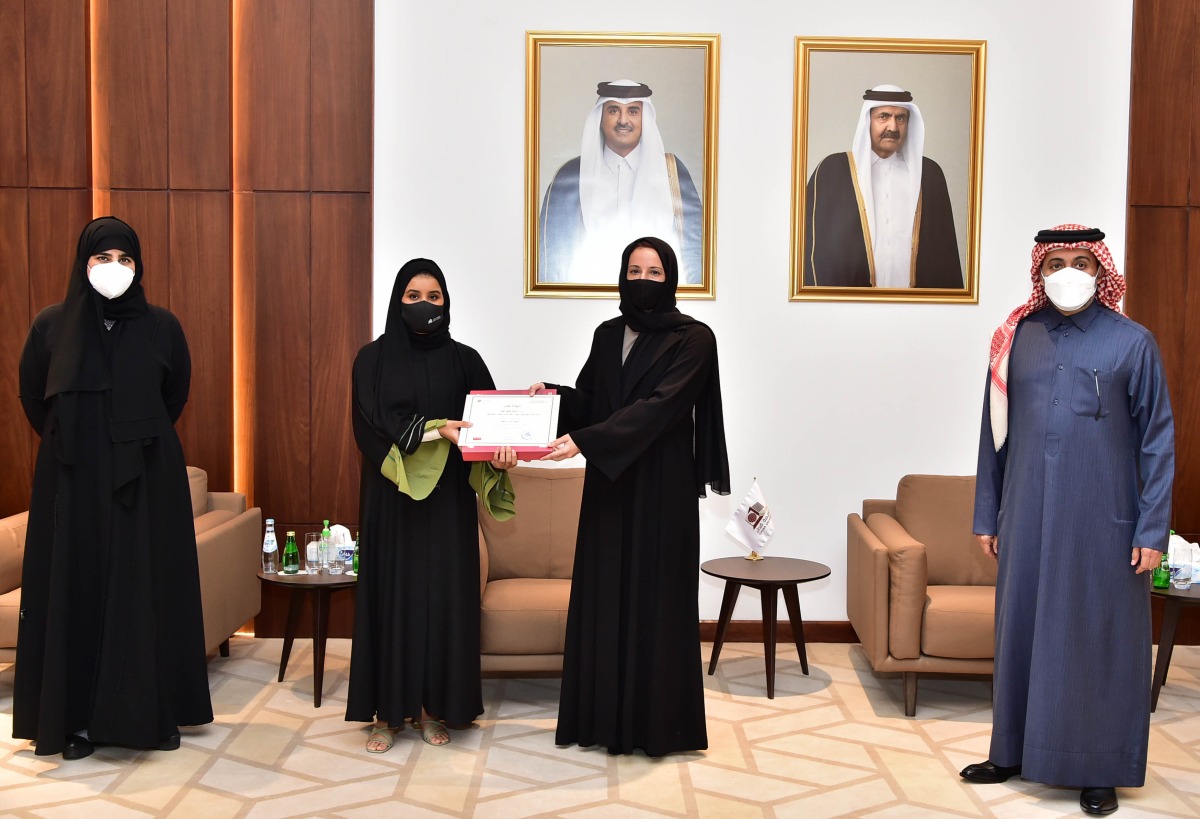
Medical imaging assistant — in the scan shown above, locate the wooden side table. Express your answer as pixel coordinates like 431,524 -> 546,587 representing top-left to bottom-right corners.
258,570 -> 357,707
1150,583 -> 1200,712
701,557 -> 831,698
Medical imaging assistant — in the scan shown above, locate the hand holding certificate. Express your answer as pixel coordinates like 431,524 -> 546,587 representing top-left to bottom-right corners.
458,390 -> 561,461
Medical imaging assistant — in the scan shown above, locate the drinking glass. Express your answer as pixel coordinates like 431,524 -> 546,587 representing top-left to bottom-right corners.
305,532 -> 323,573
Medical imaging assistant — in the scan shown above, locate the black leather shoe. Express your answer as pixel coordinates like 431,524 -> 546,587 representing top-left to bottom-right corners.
960,759 -> 1021,783
1080,787 -> 1118,815
158,733 -> 181,751
62,735 -> 94,760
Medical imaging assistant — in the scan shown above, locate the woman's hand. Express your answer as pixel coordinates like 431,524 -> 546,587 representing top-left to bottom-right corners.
437,420 -> 472,445
490,446 -> 517,470
540,434 -> 579,461
528,382 -> 546,396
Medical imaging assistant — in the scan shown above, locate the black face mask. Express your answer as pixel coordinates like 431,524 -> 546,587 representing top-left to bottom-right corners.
625,279 -> 663,311
401,300 -> 445,334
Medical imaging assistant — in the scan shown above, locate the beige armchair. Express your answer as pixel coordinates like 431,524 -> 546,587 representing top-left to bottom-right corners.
846,474 -> 996,716
0,467 -> 261,663
477,465 -> 584,674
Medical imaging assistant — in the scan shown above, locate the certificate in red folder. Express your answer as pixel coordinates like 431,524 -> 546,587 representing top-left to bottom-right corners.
458,389 -> 560,461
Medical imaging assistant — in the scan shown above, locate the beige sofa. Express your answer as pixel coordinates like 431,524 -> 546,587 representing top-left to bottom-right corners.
846,474 -> 997,715
478,465 -> 584,674
0,466 -> 262,662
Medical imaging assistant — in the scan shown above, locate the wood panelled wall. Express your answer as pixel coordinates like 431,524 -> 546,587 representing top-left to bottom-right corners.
1127,0 -> 1199,539
0,1 -> 372,634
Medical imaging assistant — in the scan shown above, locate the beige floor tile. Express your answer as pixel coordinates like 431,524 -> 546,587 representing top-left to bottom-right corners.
874,747 -> 979,814
691,791 -> 768,818
773,777 -> 896,819
165,788 -> 245,819
403,743 -> 479,813
484,744 -> 601,784
111,747 -> 213,810
472,776 -> 610,818
751,748 -> 876,787
224,711 -> 305,766
569,804 -> 677,818
816,722 -> 935,755
245,777 -> 401,819
740,704 -> 845,742
686,762 -> 815,803
199,758 -> 316,799
757,733 -> 877,769
474,771 -> 542,799
0,774 -> 121,811
700,715 -> 749,769
617,752 -> 687,813
280,743 -> 394,781
30,801 -> 156,818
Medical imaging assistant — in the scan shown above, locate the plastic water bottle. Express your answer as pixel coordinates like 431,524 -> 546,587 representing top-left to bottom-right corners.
319,519 -> 333,571
262,518 -> 279,574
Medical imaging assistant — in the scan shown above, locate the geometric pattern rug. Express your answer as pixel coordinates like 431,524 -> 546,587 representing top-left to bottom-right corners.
1,638 -> 1198,817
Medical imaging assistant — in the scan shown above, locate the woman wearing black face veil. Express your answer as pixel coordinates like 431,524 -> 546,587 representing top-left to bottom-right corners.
15,217 -> 213,759
532,236 -> 730,757
347,259 -> 515,752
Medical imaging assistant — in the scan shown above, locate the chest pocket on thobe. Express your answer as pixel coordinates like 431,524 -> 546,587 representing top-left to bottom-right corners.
1070,366 -> 1114,419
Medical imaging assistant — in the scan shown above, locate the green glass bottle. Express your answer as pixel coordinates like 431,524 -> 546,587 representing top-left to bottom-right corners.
352,531 -> 360,574
282,530 -> 300,574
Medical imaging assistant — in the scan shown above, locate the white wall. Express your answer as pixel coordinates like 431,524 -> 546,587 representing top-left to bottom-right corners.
375,1 -> 1135,622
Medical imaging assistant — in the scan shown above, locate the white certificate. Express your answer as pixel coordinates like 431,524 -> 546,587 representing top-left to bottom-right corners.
459,391 -> 561,458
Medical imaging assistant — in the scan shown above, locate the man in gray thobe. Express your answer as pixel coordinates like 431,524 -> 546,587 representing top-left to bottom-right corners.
963,225 -> 1175,816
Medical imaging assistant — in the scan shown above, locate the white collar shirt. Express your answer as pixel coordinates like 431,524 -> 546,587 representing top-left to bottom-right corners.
870,152 -> 914,288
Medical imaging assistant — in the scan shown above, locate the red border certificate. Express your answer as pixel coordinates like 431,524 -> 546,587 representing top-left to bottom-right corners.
458,389 -> 560,461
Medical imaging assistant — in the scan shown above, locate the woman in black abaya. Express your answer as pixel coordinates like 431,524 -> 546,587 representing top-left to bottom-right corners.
347,259 -> 514,752
534,236 -> 730,757
15,216 -> 213,760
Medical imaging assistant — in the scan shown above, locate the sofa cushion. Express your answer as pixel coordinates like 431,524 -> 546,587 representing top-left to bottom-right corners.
479,466 -> 583,581
0,512 -> 28,596
188,467 -> 208,519
194,509 -> 239,536
0,587 -> 20,648
921,585 -> 995,659
895,475 -> 996,587
480,578 -> 570,655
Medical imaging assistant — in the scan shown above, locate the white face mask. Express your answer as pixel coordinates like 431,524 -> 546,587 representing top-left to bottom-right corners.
1042,266 -> 1097,312
87,261 -> 136,300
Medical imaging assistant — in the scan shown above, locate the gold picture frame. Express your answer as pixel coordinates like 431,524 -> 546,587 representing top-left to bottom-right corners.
790,37 -> 986,303
525,31 -> 720,299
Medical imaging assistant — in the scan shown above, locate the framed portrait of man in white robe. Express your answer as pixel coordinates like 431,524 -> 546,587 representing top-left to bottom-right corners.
790,37 -> 986,303
525,32 -> 720,299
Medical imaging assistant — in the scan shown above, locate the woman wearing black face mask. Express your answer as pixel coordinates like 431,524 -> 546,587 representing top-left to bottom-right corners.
347,259 -> 515,752
531,237 -> 730,757
15,216 -> 213,760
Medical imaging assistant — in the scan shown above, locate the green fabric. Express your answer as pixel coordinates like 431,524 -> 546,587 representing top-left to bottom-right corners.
470,462 -> 516,521
380,419 -> 450,500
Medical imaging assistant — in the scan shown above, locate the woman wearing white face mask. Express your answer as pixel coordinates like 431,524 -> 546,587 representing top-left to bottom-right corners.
15,216 -> 212,760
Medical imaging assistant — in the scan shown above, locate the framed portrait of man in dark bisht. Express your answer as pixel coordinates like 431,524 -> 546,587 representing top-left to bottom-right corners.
790,37 -> 986,303
525,32 -> 720,299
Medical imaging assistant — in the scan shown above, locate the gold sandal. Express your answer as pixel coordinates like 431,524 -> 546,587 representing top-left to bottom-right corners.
414,719 -> 449,746
366,725 -> 397,754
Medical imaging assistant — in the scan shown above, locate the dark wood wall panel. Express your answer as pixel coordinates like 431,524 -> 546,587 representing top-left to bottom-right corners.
312,0 -> 372,192
252,194 -> 312,523
24,0 -> 89,188
170,191 -> 234,489
27,190 -> 91,312
101,190 -> 170,304
1128,0 -> 1194,205
0,2 -> 28,186
236,0 -> 311,192
1127,0 -> 1200,543
0,190 -> 32,517
311,194 -> 371,525
93,0 -> 168,189
168,0 -> 231,190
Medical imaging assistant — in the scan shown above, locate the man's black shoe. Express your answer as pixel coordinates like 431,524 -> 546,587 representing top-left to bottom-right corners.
959,760 -> 1021,783
1080,787 -> 1118,815
62,735 -> 94,760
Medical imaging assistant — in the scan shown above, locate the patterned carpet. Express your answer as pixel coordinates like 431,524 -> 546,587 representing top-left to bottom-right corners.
1,637 -> 1198,817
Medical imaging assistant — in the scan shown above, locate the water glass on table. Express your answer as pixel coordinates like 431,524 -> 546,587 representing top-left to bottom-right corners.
305,532 -> 323,574
1170,561 -> 1193,590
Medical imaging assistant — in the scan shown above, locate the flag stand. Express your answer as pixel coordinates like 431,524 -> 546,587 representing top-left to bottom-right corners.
744,550 -> 764,561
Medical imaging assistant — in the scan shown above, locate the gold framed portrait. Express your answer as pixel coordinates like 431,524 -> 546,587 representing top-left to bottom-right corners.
525,31 -> 720,299
790,37 -> 986,303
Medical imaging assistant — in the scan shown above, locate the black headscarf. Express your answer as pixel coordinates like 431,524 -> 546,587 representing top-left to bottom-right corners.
45,216 -> 149,400
368,259 -> 457,446
617,237 -> 696,333
616,236 -> 730,497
